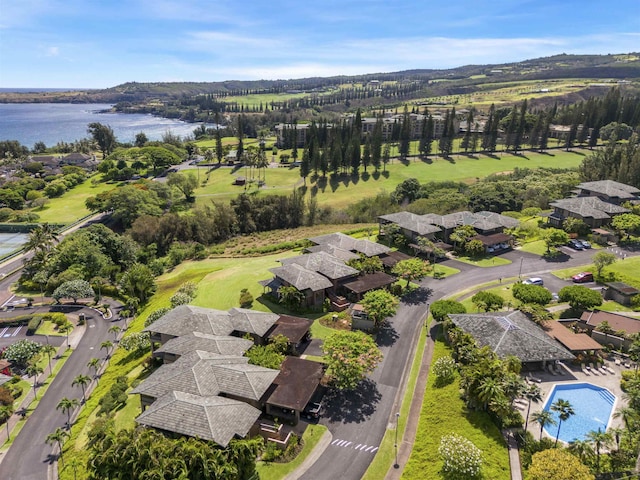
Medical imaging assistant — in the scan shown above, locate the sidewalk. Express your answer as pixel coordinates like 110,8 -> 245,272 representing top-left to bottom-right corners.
0,321 -> 86,453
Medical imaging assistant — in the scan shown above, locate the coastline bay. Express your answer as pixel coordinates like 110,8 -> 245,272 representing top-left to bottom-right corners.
0,103 -> 205,148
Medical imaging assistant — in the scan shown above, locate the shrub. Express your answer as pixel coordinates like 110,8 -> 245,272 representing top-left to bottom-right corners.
2,339 -> 42,368
438,433 -> 482,479
26,316 -> 43,335
433,356 -> 456,387
430,300 -> 466,322
170,291 -> 192,307
239,288 -> 254,308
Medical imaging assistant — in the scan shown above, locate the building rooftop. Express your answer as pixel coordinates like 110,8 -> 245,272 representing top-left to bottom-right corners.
580,310 -> 640,335
448,311 -> 575,363
280,252 -> 359,280
577,180 -> 640,200
269,263 -> 333,292
228,308 -> 280,337
550,196 -> 629,220
341,272 -> 397,295
267,315 -> 313,345
267,357 -> 324,411
135,391 -> 261,447
544,321 -> 603,352
144,305 -> 234,338
153,332 -> 253,358
378,211 -> 442,236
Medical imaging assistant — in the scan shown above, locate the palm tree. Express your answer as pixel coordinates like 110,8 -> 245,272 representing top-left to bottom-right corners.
46,427 -> 69,465
568,439 -> 595,465
0,404 -> 14,439
87,357 -> 101,381
59,322 -> 72,349
56,397 -> 79,428
614,405 -> 639,430
41,344 -> 57,375
24,223 -> 58,255
530,410 -> 557,441
551,399 -> 575,447
72,374 -> 91,403
108,325 -> 121,342
100,340 -> 113,358
476,377 -> 504,411
586,428 -> 613,473
26,363 -> 43,398
523,384 -> 542,432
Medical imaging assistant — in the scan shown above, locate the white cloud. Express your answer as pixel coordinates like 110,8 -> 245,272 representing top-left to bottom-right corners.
46,46 -> 60,57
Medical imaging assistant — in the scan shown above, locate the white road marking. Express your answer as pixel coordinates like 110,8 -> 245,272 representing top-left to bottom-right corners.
330,439 -> 378,453
12,326 -> 22,336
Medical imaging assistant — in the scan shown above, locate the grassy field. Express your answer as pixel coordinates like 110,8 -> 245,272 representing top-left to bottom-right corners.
401,339 -> 510,479
453,255 -> 511,268
459,283 -> 517,312
552,255 -> 640,290
192,149 -> 587,209
30,177 -> 114,225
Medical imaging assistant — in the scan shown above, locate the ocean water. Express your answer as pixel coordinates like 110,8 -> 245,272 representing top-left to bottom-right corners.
0,103 -> 209,148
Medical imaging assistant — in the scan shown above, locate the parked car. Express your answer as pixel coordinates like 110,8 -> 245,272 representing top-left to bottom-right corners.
572,272 -> 594,283
568,239 -> 584,250
579,240 -> 592,249
302,401 -> 322,419
523,277 -> 544,286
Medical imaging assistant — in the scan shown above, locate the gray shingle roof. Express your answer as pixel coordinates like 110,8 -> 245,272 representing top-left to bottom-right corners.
379,211 -> 442,236
305,244 -> 360,261
308,232 -> 391,257
135,391 -> 261,447
154,333 -> 253,358
269,263 -> 333,292
131,350 -> 279,402
281,252 -> 359,280
143,305 -> 234,337
448,311 -> 575,363
550,196 -> 629,220
577,180 -> 640,199
228,308 -> 280,337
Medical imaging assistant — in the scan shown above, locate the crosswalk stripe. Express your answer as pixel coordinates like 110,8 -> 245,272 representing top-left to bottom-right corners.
330,439 -> 378,453
0,327 -> 8,336
370,447 -> 378,453
12,326 -> 22,336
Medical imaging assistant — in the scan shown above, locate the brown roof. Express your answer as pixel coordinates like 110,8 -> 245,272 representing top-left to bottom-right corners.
606,282 -> 640,296
267,315 -> 312,344
267,357 -> 324,411
471,232 -> 512,246
581,310 -> 640,335
544,321 -> 603,352
341,272 -> 396,294
379,251 -> 413,268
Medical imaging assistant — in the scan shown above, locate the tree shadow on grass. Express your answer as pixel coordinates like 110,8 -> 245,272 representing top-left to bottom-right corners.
322,378 -> 381,424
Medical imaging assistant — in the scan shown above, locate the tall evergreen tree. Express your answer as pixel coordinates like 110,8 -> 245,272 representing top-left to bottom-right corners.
371,117 -> 383,170
362,136 -> 371,172
399,106 -> 411,159
300,150 -> 310,185
514,99 -> 527,152
461,110 -> 473,152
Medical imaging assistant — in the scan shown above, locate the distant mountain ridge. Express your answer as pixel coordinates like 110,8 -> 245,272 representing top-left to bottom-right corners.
1,52 -> 639,104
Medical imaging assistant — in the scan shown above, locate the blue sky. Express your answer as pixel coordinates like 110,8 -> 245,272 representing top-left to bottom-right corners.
1,0 -> 639,88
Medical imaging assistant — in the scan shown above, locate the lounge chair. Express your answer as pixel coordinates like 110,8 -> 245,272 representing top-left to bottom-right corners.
604,364 -> 616,374
598,365 -> 608,375
528,375 -> 542,383
581,364 -> 591,376
547,364 -> 557,376
590,363 -> 601,375
624,361 -> 632,368
614,358 -> 621,366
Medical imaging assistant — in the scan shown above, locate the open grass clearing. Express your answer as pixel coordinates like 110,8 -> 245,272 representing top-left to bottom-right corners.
459,284 -> 518,312
193,149 -> 587,209
401,339 -> 510,480
517,240 -> 548,256
428,264 -> 460,278
552,255 -> 640,289
598,301 -> 634,313
452,255 -> 511,268
256,424 -> 328,480
29,177 -> 114,225
35,320 -> 67,336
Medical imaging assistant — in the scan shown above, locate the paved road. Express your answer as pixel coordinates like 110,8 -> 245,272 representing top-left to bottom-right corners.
301,245 -> 634,480
0,306 -> 123,480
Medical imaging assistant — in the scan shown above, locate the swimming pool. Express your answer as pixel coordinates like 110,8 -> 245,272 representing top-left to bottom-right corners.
542,382 -> 616,443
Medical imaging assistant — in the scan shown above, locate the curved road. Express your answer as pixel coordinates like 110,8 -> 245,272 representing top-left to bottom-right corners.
0,304 -> 121,480
301,246 -> 633,480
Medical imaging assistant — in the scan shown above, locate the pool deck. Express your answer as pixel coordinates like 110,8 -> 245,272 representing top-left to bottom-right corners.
520,359 -> 627,441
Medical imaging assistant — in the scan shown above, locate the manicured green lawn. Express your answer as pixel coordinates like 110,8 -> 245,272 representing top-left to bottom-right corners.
192,149 -> 587,209
256,424 -> 328,480
30,177 -> 114,225
453,255 -> 511,268
552,256 -> 640,289
459,284 -> 517,312
518,240 -> 548,256
401,341 -> 510,480
428,264 -> 460,278
35,320 -> 66,336
598,301 -> 634,313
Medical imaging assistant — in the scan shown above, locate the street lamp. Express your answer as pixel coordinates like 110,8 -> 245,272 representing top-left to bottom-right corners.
518,257 -> 524,279
394,412 -> 400,469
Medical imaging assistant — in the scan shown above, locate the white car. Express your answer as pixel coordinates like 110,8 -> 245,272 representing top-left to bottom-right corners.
523,277 -> 544,286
